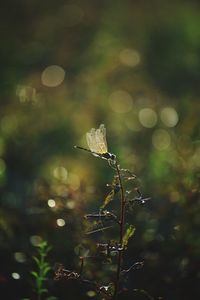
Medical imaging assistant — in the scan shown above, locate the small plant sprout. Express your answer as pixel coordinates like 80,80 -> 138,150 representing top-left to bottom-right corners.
31,240 -> 57,300
57,124 -> 151,300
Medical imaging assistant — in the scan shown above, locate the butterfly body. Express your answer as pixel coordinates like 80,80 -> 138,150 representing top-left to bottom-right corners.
74,145 -> 115,161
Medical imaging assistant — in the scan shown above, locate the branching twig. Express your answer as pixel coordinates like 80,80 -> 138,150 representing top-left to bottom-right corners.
113,160 -> 126,300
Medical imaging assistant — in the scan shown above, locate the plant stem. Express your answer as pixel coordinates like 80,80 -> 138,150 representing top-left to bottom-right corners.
38,254 -> 44,300
113,161 -> 126,300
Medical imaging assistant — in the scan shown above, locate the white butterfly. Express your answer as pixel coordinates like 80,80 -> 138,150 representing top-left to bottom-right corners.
75,124 -> 116,161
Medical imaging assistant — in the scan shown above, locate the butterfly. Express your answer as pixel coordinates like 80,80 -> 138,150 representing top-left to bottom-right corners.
75,124 -> 116,161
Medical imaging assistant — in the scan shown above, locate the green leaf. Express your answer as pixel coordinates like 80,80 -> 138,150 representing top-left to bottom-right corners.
101,190 -> 115,209
122,225 -> 135,248
32,256 -> 40,266
46,245 -> 52,253
47,297 -> 58,300
42,266 -> 51,276
38,240 -> 48,249
37,276 -> 45,282
41,262 -> 49,269
31,271 -> 38,278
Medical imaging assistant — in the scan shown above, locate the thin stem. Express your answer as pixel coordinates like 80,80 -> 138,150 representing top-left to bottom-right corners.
113,160 -> 126,300
38,253 -> 44,300
79,256 -> 84,276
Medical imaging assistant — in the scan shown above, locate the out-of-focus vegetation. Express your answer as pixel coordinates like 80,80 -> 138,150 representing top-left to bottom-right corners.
0,0 -> 200,299
30,240 -> 57,300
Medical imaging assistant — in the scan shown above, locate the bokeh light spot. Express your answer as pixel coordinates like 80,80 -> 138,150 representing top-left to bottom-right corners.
174,225 -> 180,231
87,290 -> 96,297
48,199 -> 56,208
14,252 -> 26,263
16,85 -> 37,103
53,166 -> 68,181
138,108 -> 157,128
160,107 -> 179,127
179,258 -> 189,271
12,272 -> 20,280
119,48 -> 140,67
30,235 -> 42,246
56,218 -> 66,227
41,65 -> 65,87
152,129 -> 171,150
66,200 -> 75,209
109,90 -> 133,113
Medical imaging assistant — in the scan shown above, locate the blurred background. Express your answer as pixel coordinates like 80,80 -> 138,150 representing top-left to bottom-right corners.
0,0 -> 200,299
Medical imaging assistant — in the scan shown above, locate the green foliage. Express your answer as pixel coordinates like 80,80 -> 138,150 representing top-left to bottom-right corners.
101,176 -> 120,209
31,240 -> 56,300
101,190 -> 115,209
122,225 -> 135,248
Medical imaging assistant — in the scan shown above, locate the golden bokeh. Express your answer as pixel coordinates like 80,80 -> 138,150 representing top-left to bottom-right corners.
41,65 -> 65,87
53,166 -> 68,181
109,90 -> 133,113
56,218 -> 66,227
160,107 -> 179,127
138,108 -> 157,128
152,129 -> 171,150
119,48 -> 141,67
48,199 -> 56,208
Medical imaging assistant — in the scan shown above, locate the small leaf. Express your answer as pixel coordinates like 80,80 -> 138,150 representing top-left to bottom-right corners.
32,256 -> 40,266
122,225 -> 135,248
40,240 -> 48,248
101,190 -> 115,209
112,176 -> 120,193
41,262 -> 49,269
42,266 -> 51,276
46,245 -> 52,253
31,271 -> 38,278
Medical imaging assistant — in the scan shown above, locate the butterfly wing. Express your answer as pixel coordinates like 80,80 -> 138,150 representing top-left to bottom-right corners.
86,128 -> 99,153
95,124 -> 108,154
